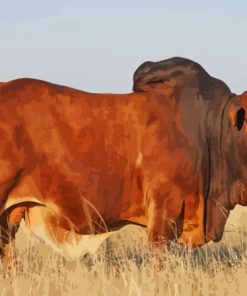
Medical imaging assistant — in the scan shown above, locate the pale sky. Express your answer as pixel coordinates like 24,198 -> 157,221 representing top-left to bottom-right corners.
0,0 -> 247,93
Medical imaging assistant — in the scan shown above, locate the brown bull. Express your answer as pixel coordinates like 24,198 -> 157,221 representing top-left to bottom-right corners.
0,57 -> 246,258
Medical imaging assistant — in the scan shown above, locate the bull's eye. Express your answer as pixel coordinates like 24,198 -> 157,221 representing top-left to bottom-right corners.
236,108 -> 245,131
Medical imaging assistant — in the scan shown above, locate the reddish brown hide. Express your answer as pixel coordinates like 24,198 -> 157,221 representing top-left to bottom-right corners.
0,57 -> 246,257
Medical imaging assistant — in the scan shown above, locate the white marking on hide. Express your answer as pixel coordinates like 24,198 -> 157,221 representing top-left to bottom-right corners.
147,199 -> 156,231
135,153 -> 143,168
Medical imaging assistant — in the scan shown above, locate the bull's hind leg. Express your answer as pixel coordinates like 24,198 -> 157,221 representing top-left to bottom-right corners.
0,204 -> 29,269
0,206 -> 27,255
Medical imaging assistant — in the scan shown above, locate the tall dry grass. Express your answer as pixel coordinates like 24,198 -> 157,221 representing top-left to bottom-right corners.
1,205 -> 247,296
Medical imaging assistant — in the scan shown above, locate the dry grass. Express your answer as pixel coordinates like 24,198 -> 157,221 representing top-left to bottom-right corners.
1,205 -> 247,296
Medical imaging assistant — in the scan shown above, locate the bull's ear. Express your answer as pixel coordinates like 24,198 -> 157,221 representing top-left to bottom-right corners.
236,108 -> 245,131
229,103 -> 246,131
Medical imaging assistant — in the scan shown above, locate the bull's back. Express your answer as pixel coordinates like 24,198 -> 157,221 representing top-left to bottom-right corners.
0,78 -> 140,159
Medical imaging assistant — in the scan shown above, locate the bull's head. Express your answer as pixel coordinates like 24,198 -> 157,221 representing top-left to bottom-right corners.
205,91 -> 247,243
227,91 -> 247,206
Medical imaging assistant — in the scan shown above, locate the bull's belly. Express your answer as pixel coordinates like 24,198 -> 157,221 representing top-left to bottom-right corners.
5,200 -> 147,259
24,206 -> 114,259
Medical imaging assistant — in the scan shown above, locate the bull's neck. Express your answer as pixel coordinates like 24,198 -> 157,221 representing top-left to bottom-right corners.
206,94 -> 235,203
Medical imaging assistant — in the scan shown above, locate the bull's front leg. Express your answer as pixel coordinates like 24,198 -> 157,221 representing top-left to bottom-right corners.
146,174 -> 205,248
178,175 -> 205,247
178,193 -> 205,247
146,181 -> 185,246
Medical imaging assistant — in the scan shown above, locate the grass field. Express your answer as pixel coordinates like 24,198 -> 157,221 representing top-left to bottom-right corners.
1,205 -> 247,296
